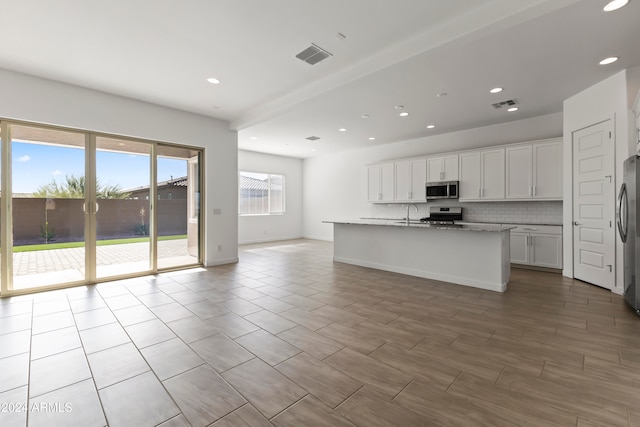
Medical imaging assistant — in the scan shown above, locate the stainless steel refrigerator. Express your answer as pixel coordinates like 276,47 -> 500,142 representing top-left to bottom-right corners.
618,155 -> 640,315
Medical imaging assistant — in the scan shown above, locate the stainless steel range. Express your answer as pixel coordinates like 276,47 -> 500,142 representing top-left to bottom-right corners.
420,207 -> 462,225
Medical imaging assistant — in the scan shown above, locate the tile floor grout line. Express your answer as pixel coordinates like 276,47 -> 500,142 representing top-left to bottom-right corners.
334,384 -> 366,411
24,298 -> 35,427
391,377 -> 416,401
267,393 -> 310,422
68,295 -> 112,427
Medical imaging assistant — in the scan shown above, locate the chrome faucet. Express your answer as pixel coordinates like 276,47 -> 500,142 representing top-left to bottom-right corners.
406,203 -> 418,225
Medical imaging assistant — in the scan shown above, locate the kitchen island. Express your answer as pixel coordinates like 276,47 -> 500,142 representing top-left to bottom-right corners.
324,219 -> 514,292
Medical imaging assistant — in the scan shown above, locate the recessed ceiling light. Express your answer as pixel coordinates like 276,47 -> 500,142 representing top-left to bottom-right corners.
603,0 -> 629,12
399,112 -> 409,117
368,137 -> 376,141
436,92 -> 448,97
361,114 -> 370,119
599,56 -> 619,65
490,87 -> 503,94
206,77 -> 221,84
338,128 -> 347,132
250,137 -> 257,140
427,125 -> 436,129
507,107 -> 519,112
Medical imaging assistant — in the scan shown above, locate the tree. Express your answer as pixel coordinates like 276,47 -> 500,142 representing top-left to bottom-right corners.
34,174 -> 131,199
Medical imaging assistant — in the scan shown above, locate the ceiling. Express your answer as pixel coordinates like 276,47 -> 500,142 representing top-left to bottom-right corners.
1,0 -> 639,158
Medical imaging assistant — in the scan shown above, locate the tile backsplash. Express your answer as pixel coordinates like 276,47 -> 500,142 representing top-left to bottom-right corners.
369,200 -> 563,225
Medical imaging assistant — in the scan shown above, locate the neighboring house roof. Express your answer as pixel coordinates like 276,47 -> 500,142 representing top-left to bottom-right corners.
239,175 -> 282,191
165,177 -> 187,187
126,176 -> 188,193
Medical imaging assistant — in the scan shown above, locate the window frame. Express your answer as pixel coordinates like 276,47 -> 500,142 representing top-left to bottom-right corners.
238,171 -> 285,216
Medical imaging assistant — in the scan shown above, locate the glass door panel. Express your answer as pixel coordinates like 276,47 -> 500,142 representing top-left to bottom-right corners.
10,125 -> 86,290
156,145 -> 201,269
95,136 -> 151,279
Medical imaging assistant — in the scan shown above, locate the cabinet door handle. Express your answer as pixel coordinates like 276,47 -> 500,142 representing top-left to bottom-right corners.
478,189 -> 481,197
523,228 -> 537,231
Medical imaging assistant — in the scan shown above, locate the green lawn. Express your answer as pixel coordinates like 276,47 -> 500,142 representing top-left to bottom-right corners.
12,235 -> 187,253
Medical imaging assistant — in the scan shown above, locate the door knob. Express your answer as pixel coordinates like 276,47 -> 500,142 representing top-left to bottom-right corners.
573,221 -> 581,226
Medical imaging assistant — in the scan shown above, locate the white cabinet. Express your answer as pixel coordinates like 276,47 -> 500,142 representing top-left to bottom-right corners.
395,157 -> 426,202
506,140 -> 562,200
427,154 -> 458,182
367,162 -> 394,203
459,148 -> 505,201
533,140 -> 562,199
509,224 -> 563,269
505,145 -> 532,199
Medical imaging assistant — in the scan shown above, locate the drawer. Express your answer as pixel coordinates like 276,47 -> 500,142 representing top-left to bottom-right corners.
505,224 -> 562,235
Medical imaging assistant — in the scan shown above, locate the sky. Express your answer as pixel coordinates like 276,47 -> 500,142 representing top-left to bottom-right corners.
11,141 -> 188,194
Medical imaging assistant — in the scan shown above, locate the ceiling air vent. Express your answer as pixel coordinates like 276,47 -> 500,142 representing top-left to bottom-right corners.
306,136 -> 321,141
296,44 -> 332,65
492,99 -> 518,109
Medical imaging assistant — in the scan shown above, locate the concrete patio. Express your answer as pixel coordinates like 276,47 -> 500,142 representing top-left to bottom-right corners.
11,239 -> 198,290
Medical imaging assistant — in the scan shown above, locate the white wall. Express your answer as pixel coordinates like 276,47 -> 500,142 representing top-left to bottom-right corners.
238,150 -> 302,244
562,67 -> 640,294
0,68 -> 238,266
303,112 -> 563,241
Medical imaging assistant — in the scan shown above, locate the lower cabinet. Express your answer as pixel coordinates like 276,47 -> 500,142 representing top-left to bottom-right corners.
508,224 -> 562,269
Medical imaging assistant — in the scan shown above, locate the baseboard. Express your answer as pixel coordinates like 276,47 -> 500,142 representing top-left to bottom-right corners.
205,257 -> 239,267
238,236 -> 302,245
512,264 -> 562,274
302,234 -> 333,242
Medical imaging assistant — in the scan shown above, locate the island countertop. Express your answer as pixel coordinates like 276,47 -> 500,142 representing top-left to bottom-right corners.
323,219 -> 515,232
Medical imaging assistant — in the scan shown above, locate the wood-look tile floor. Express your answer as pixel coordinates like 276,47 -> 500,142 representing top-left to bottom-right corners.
1,238 -> 640,426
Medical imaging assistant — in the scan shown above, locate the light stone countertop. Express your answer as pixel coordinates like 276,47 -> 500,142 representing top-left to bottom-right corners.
323,219 -> 515,232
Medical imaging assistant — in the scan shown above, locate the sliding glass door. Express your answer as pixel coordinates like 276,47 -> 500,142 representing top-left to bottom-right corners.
10,125 -> 87,290
156,145 -> 201,269
0,121 -> 202,295
95,136 -> 152,279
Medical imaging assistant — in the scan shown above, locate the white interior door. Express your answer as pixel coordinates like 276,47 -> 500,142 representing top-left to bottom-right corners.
572,120 -> 615,289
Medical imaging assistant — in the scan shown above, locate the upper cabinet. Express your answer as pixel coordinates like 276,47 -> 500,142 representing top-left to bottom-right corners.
427,154 -> 458,182
506,139 -> 562,200
395,157 -> 427,203
367,162 -> 394,203
367,138 -> 562,203
459,148 -> 505,201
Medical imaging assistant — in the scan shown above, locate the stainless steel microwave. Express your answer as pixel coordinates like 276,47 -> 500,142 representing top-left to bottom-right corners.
426,181 -> 459,200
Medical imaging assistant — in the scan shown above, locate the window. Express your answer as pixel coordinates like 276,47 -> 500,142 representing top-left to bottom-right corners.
239,171 -> 285,215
